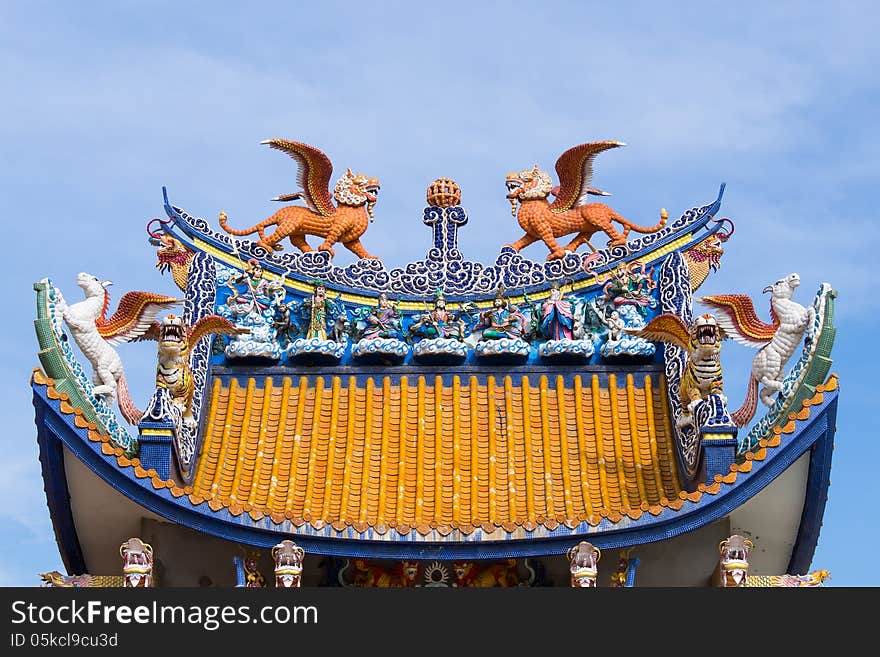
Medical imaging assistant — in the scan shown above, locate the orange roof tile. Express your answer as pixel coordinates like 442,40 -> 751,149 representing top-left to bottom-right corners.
191,372 -> 682,535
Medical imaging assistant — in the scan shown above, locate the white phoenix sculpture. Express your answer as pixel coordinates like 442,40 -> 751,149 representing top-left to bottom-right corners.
698,273 -> 815,427
55,272 -> 179,424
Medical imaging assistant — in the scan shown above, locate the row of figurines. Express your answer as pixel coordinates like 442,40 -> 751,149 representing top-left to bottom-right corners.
39,534 -> 828,588
217,277 -> 658,363
40,537 -> 305,589
235,540 -> 611,587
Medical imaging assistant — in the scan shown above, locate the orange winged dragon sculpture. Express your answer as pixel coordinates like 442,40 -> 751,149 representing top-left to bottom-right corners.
219,139 -> 381,259
504,141 -> 668,260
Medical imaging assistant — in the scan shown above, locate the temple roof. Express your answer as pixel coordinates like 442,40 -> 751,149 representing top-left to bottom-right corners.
192,369 -> 680,536
30,174 -> 840,564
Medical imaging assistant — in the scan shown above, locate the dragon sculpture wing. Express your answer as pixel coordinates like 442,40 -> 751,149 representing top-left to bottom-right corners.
625,313 -> 691,351
549,141 -> 625,213
187,315 -> 247,346
135,321 -> 162,342
261,138 -> 337,216
96,292 -> 180,345
697,295 -> 779,348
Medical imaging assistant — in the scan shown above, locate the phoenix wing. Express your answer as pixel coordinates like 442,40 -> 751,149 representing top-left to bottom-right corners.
625,313 -> 691,351
96,292 -> 181,345
187,315 -> 248,347
261,138 -> 336,216
697,294 -> 778,348
549,141 -> 625,213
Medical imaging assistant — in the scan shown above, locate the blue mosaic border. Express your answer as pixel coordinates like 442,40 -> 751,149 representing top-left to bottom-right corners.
162,185 -> 725,300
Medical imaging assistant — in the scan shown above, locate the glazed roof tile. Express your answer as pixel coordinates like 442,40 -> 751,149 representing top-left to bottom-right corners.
192,372 -> 683,535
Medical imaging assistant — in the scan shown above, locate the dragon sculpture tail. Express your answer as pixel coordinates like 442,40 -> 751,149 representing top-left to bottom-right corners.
617,208 -> 668,239
116,373 -> 143,425
731,375 -> 758,428
218,211 -> 274,239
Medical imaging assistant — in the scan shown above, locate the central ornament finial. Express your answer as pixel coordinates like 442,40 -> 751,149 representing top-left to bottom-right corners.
423,178 -> 467,264
427,178 -> 462,208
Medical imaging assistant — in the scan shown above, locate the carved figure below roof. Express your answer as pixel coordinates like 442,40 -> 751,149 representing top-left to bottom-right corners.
39,571 -> 124,587
344,560 -> 419,588
273,540 -> 304,588
716,535 -> 829,587
451,560 -> 520,587
568,541 -> 601,588
121,537 -> 154,588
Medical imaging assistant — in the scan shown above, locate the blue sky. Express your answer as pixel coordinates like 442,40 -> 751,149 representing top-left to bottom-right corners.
0,1 -> 876,585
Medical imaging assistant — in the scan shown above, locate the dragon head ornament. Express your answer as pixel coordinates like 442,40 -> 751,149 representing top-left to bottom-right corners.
333,168 -> 381,221
505,165 -> 554,214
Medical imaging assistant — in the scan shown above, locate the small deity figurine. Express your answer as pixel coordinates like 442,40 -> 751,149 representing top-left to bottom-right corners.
541,282 -> 576,340
226,258 -> 272,314
268,283 -> 299,347
475,289 -> 525,340
598,261 -> 657,316
604,308 -> 626,342
360,292 -> 403,340
592,299 -> 656,359
409,289 -> 467,341
300,279 -> 340,341
218,262 -> 284,361
288,280 -> 348,361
